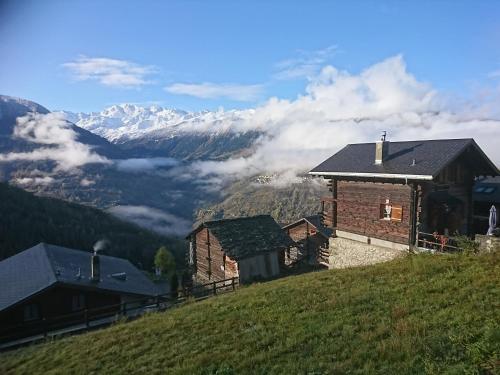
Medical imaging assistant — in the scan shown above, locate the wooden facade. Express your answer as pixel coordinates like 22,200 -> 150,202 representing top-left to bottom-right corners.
321,156 -> 479,247
188,216 -> 289,284
334,181 -> 412,244
193,227 -> 239,281
1,285 -> 124,327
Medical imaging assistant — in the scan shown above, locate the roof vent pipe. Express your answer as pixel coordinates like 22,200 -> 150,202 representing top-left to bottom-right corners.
375,131 -> 389,165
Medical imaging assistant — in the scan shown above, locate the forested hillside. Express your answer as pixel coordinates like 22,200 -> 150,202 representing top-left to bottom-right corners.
0,183 -> 186,269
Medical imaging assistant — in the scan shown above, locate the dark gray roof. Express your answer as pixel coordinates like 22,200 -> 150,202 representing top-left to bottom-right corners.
0,243 -> 160,312
310,138 -> 499,179
474,176 -> 500,204
192,215 -> 293,261
282,215 -> 333,238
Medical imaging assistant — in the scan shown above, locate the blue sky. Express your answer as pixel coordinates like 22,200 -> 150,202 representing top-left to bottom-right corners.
1,0 -> 499,113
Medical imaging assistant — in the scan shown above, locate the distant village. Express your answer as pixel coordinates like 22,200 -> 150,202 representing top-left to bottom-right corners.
1,135 -> 499,350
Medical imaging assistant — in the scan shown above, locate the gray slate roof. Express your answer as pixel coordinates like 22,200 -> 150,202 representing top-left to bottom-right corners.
0,243 -> 160,312
310,138 -> 498,179
193,215 -> 294,261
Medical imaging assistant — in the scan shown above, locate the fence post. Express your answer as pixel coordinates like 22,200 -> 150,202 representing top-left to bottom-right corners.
213,281 -> 217,295
84,309 -> 89,328
232,278 -> 235,291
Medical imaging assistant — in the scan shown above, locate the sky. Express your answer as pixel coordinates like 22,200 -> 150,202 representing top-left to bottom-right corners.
1,0 -> 500,113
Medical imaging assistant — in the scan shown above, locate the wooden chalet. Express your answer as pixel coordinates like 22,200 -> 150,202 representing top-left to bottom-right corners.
187,215 -> 293,284
309,136 -> 499,267
282,215 -> 332,266
0,243 -> 160,338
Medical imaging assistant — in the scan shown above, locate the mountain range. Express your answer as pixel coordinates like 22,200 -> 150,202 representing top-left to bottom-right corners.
58,104 -> 261,160
0,95 -> 325,242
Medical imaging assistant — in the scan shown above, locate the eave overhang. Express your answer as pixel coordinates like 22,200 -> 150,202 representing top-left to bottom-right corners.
308,171 -> 434,180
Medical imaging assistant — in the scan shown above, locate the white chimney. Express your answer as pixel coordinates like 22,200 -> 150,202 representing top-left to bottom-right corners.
375,131 -> 389,165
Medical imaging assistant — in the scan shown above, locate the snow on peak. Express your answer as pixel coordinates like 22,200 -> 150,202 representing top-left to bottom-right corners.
57,104 -> 252,142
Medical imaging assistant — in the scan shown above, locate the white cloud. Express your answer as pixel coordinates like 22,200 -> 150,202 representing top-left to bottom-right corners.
107,205 -> 191,236
115,157 -> 179,172
80,178 -> 95,186
0,112 -> 110,170
63,56 -> 157,88
274,45 -> 338,80
164,82 -> 264,101
14,176 -> 55,185
170,55 -> 500,190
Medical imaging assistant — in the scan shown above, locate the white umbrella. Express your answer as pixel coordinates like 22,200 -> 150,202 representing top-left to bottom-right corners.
487,205 -> 497,235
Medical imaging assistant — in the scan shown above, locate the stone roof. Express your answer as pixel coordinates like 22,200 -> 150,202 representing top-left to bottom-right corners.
190,215 -> 294,261
282,215 -> 333,238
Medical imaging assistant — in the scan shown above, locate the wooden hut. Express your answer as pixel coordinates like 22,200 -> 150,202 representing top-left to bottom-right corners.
309,137 -> 499,268
282,215 -> 331,266
187,215 -> 293,284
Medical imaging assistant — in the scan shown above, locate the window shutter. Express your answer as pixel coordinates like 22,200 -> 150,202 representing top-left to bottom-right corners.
391,205 -> 402,222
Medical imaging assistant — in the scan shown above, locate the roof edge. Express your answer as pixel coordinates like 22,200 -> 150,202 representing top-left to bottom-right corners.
308,171 -> 434,180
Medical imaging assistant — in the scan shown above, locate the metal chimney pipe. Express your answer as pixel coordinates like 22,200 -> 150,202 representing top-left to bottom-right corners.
91,251 -> 100,282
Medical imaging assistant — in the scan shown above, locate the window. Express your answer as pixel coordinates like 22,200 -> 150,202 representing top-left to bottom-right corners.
380,202 -> 402,222
23,303 -> 40,321
71,294 -> 86,311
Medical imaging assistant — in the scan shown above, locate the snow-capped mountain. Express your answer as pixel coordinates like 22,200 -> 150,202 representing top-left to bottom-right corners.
59,104 -> 255,143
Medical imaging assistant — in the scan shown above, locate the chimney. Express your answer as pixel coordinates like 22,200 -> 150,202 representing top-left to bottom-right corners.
91,250 -> 100,282
375,131 -> 389,165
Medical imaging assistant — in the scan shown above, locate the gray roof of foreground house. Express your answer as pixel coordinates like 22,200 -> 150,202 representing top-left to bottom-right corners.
0,243 -> 161,312
189,215 -> 294,261
310,138 -> 499,180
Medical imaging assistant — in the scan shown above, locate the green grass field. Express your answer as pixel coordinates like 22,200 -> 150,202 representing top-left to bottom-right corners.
1,253 -> 499,374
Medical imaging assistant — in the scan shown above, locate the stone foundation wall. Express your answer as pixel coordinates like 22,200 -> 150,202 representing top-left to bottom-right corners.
328,236 -> 407,269
475,235 -> 500,253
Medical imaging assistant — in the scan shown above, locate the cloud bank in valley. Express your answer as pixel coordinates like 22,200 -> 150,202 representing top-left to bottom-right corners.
107,205 -> 191,236
172,55 -> 500,188
0,112 -> 110,170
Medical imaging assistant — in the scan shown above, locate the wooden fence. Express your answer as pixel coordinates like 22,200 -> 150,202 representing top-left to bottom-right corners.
0,277 -> 239,349
416,232 -> 463,252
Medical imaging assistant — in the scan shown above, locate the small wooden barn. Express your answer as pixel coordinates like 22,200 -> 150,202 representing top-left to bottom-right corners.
309,137 -> 499,267
282,215 -> 332,266
187,215 -> 293,283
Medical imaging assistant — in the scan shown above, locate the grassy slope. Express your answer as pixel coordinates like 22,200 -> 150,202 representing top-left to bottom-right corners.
2,253 -> 499,375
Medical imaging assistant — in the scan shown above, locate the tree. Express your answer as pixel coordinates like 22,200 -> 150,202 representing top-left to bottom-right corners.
154,246 -> 176,277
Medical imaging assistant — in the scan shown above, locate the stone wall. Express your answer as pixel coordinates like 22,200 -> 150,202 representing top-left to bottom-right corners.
475,235 -> 500,253
328,235 -> 407,269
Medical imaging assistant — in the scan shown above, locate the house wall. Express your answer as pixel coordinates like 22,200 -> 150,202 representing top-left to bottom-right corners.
336,181 -> 412,245
194,228 -> 226,282
418,158 -> 475,236
238,252 -> 280,283
0,285 -> 123,338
